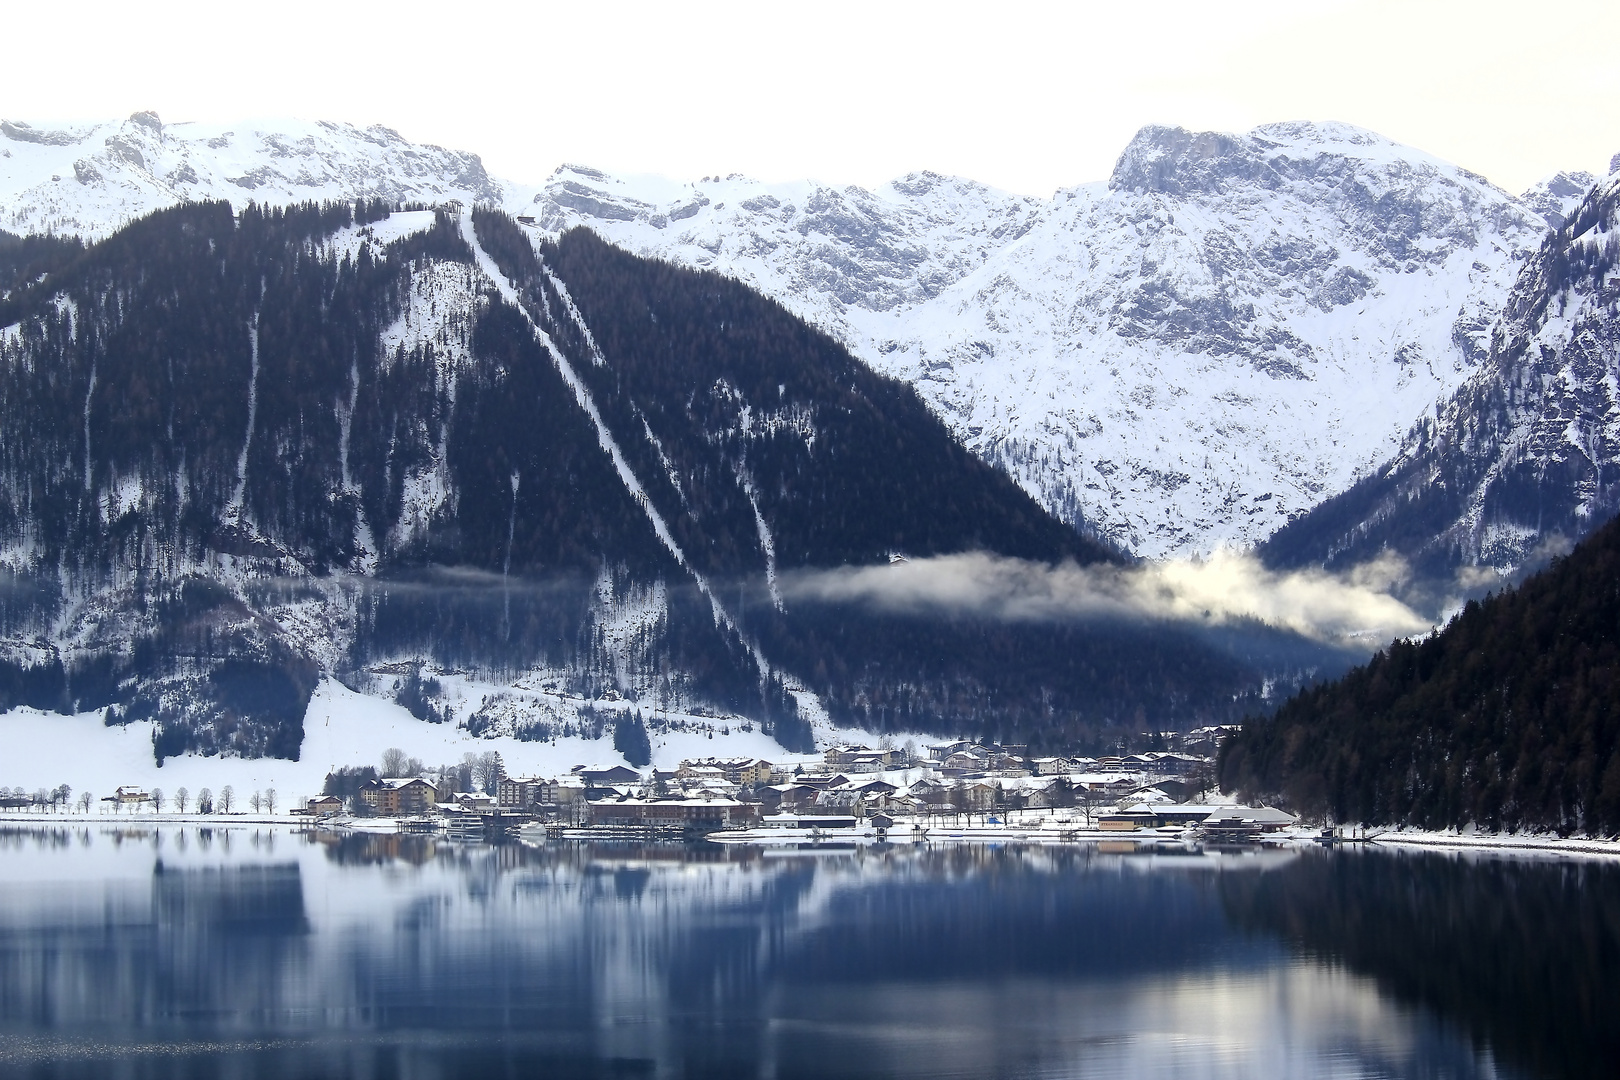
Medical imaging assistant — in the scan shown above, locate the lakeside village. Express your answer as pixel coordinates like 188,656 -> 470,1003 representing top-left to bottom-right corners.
3,731 -> 1311,844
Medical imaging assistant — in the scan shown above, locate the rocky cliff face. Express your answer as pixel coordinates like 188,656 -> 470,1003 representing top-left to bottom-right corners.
1262,171 -> 1620,604
0,113 -> 502,239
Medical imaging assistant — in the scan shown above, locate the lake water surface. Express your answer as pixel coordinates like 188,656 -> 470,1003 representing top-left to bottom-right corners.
0,827 -> 1615,1079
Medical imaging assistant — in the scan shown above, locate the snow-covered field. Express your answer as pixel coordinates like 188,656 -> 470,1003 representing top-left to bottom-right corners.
0,678 -> 915,806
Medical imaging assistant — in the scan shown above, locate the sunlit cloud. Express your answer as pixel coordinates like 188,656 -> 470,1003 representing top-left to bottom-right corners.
780,550 -> 1433,645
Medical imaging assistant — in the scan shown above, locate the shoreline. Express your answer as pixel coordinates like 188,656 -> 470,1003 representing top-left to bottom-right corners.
5,810 -> 1619,858
1365,827 -> 1620,858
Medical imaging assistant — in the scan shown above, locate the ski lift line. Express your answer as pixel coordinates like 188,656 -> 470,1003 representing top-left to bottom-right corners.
459,213 -> 769,673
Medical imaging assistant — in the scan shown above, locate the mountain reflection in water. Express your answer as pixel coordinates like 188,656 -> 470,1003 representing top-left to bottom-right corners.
0,826 -> 1611,1079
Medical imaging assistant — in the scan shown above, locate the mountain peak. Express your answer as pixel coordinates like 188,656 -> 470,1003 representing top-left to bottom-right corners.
1520,170 -> 1599,229
1107,124 -> 1261,195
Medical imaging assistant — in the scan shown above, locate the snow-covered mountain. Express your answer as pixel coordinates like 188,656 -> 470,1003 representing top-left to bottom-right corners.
523,125 -> 1570,557
4,113 -> 1587,558
0,112 -> 502,238
1263,170 -> 1620,600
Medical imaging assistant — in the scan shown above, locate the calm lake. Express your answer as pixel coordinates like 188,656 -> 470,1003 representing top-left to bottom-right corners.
0,827 -> 1615,1079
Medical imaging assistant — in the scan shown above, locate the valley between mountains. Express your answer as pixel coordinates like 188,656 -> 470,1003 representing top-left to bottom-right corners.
2,111 -> 1617,787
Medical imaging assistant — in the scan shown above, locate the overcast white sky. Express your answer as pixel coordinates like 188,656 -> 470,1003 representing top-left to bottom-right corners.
6,0 -> 1617,196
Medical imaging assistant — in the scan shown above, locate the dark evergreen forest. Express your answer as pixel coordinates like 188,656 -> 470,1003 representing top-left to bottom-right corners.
1221,511 -> 1620,835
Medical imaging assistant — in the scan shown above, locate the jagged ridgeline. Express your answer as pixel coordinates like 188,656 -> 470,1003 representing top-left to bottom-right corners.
0,200 -> 1294,762
1221,511 -> 1620,835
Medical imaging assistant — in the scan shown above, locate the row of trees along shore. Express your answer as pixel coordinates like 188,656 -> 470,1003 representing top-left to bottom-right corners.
0,784 -> 275,814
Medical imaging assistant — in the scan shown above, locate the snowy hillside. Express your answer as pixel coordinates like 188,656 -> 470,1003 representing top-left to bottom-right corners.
4,113 -> 1591,557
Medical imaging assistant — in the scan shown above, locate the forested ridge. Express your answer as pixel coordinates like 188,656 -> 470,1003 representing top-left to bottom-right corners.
1221,511 -> 1620,835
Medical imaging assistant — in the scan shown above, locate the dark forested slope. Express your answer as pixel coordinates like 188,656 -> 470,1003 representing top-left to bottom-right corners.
0,202 -> 1342,761
1221,512 -> 1620,834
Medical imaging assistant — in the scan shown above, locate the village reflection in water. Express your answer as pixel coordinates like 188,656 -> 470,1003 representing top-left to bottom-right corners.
0,825 -> 1614,1079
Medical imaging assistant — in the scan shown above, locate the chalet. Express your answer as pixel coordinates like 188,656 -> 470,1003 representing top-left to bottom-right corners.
906,778 -> 953,807
846,778 -> 898,796
844,778 -> 900,812
306,795 -> 344,816
684,780 -> 740,799
359,777 -> 438,815
1072,773 -> 1142,797
453,792 -> 497,812
942,748 -> 990,772
677,765 -> 727,786
961,781 -> 999,811
1019,778 -> 1067,809
114,785 -> 151,805
926,741 -> 976,761
1134,779 -> 1193,804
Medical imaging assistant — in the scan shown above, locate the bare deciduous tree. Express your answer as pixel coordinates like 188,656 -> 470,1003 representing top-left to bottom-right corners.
263,788 -> 276,814
151,788 -> 165,813
175,787 -> 189,813
219,785 -> 234,813
381,747 -> 409,776
249,791 -> 262,813
77,791 -> 93,813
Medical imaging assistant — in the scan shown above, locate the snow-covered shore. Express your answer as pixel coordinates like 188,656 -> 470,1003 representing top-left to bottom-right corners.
1361,827 -> 1620,859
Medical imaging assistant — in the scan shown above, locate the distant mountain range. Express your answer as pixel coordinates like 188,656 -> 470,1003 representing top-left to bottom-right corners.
6,113 -> 1608,562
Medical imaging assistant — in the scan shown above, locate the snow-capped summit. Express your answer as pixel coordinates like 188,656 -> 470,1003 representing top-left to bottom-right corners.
0,112 -> 502,238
